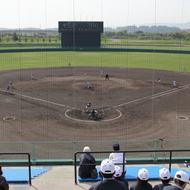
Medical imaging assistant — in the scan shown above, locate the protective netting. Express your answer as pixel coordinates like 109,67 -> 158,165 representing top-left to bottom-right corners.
0,0 -> 190,160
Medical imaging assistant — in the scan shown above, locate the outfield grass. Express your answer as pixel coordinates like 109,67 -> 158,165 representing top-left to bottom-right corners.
0,51 -> 190,72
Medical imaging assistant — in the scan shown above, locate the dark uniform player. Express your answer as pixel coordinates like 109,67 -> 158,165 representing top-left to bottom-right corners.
105,74 -> 109,80
89,109 -> 98,119
6,85 -> 10,93
89,109 -> 95,117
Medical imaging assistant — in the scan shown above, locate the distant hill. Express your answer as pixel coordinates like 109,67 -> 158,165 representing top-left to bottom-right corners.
143,22 -> 190,29
104,25 -> 182,33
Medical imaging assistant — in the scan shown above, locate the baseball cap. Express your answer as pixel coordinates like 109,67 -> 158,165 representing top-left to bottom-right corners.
175,171 -> 189,183
159,168 -> 171,180
114,166 -> 122,177
100,159 -> 115,174
113,143 -> 120,150
83,146 -> 91,152
138,168 -> 149,181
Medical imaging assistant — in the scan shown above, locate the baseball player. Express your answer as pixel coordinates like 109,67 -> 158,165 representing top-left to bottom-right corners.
86,83 -> 91,89
86,102 -> 91,113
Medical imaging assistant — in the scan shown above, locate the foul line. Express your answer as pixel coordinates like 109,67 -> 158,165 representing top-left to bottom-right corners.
104,84 -> 189,111
0,89 -> 79,110
0,84 -> 189,122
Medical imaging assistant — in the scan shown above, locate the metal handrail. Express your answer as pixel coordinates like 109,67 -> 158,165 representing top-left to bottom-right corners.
0,153 -> 31,185
74,149 -> 190,185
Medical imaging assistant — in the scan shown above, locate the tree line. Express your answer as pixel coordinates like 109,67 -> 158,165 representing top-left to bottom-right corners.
1,30 -> 190,43
102,31 -> 190,41
0,32 -> 60,43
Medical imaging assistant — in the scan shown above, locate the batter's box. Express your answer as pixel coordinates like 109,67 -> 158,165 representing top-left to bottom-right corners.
65,109 -> 122,122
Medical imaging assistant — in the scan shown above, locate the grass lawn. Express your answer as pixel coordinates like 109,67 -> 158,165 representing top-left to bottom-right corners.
0,51 -> 190,72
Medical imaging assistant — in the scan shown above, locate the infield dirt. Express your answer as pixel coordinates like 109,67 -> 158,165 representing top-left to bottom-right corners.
0,67 -> 190,152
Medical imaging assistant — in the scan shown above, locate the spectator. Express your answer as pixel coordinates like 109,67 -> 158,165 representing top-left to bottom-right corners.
109,143 -> 127,176
130,168 -> 153,190
153,168 -> 171,190
0,165 -> 9,190
114,166 -> 129,189
78,146 -> 96,179
163,171 -> 189,190
89,159 -> 128,190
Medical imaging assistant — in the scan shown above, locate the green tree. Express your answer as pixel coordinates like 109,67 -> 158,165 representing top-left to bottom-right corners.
12,32 -> 18,41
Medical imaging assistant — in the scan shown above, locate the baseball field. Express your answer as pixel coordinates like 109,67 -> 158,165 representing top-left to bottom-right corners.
0,50 -> 190,159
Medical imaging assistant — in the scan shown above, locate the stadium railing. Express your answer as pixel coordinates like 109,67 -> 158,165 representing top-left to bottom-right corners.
74,149 -> 190,185
0,153 -> 31,185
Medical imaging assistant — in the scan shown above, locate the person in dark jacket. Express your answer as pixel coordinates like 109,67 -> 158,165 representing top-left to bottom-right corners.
163,171 -> 189,190
89,159 -> 128,190
130,168 -> 153,190
0,165 -> 9,190
153,168 -> 171,190
78,146 -> 96,179
114,166 -> 129,189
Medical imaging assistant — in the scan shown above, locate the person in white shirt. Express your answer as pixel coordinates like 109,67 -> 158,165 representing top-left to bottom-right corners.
109,143 -> 126,177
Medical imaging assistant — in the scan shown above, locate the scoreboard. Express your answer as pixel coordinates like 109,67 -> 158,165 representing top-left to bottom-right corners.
58,21 -> 103,48
59,21 -> 103,33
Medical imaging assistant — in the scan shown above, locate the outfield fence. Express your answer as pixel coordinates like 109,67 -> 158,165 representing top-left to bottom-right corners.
0,47 -> 190,54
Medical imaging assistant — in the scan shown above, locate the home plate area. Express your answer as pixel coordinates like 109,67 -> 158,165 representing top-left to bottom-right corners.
66,109 -> 121,122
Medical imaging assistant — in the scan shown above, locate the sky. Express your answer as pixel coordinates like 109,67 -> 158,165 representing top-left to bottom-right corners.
0,0 -> 190,29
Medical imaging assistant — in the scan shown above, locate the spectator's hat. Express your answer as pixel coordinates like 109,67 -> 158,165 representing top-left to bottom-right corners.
114,166 -> 122,177
159,168 -> 170,180
83,146 -> 91,152
175,171 -> 189,182
113,143 -> 120,150
138,168 -> 149,181
101,159 -> 115,174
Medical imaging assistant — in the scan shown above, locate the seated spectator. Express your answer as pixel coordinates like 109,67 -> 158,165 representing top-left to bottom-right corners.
89,159 -> 128,190
0,165 -> 9,190
109,143 -> 127,176
153,168 -> 171,190
130,168 -> 153,190
114,166 -> 129,189
78,146 -> 96,179
163,171 -> 189,190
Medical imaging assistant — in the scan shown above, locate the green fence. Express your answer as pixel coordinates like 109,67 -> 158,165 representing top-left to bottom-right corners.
0,47 -> 190,54
0,139 -> 190,165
